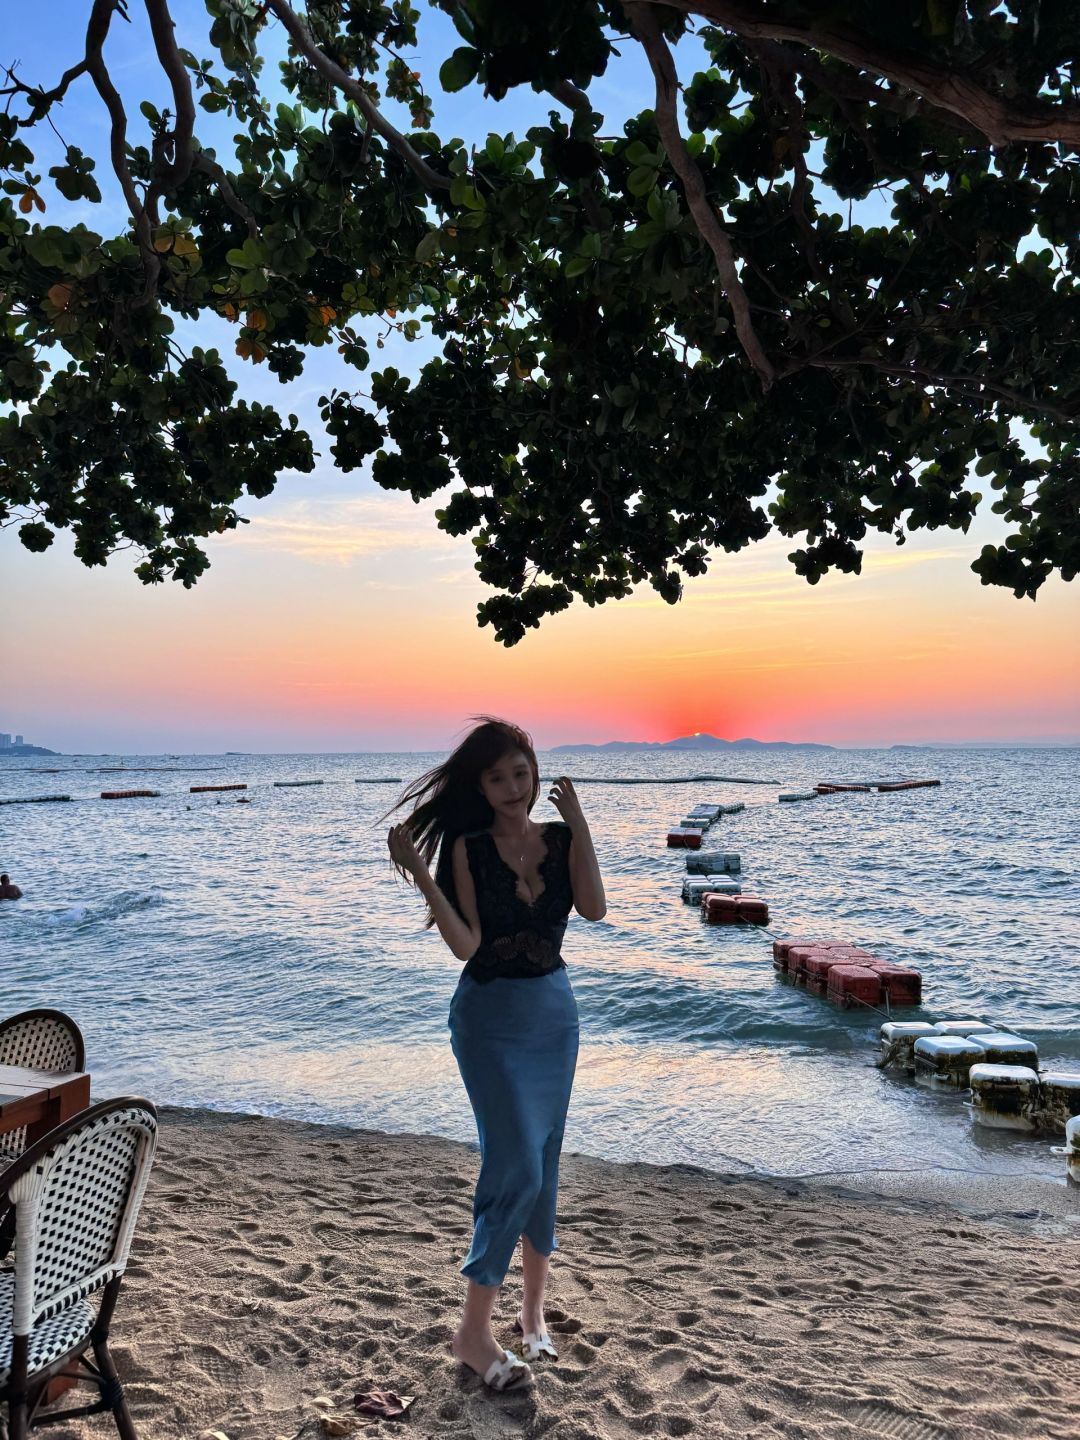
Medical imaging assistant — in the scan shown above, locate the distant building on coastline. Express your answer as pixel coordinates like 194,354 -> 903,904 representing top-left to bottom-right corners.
0,731 -> 57,756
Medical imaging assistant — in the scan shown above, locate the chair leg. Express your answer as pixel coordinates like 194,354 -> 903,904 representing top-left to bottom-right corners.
91,1336 -> 137,1440
89,1279 -> 138,1440
8,1391 -> 28,1440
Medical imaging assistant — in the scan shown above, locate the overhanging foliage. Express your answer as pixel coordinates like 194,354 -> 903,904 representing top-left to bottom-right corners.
2,1 -> 1078,641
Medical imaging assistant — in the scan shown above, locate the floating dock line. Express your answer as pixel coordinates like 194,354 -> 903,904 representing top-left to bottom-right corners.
96,766 -> 225,774
355,778 -> 402,784
273,779 -> 325,788
190,783 -> 247,793
779,791 -> 817,803
877,779 -> 941,791
0,794 -> 72,806
543,775 -> 779,785
101,790 -> 160,800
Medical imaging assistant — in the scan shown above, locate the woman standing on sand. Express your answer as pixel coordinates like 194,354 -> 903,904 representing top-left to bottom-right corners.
387,717 -> 606,1393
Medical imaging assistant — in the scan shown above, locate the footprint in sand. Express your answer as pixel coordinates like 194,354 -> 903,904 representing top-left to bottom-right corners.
648,1346 -> 693,1382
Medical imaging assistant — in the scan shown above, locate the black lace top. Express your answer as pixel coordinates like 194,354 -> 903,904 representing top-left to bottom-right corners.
461,821 -> 575,983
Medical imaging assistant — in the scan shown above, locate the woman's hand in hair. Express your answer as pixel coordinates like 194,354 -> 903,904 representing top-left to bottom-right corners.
548,775 -> 586,831
388,823 -> 427,881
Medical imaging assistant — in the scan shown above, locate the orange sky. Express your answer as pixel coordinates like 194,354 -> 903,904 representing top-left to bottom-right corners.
1,8 -> 1076,754
3,476 -> 1076,752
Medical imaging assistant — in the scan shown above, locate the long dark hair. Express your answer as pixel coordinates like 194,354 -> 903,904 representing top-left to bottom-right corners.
384,716 -> 541,927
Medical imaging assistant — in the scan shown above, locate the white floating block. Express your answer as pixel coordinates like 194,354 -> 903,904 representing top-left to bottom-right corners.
686,851 -> 741,875
968,1063 -> 1040,1131
779,791 -> 818,803
680,817 -> 712,830
974,1033 -> 1039,1068
717,802 -> 745,815
1051,1115 -> 1080,1183
914,1035 -> 986,1087
688,805 -> 721,820
879,1021 -> 938,1070
932,1020 -> 997,1036
1038,1072 -> 1080,1133
682,875 -> 741,903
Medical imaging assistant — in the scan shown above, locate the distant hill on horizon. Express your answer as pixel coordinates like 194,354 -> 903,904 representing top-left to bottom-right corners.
549,733 -> 835,752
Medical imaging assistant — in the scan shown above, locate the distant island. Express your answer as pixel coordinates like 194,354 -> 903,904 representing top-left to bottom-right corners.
549,733 -> 834,752
0,735 -> 57,757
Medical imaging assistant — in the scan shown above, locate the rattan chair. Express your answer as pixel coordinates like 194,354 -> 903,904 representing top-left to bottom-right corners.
0,1009 -> 86,1075
0,1009 -> 88,1263
0,1097 -> 157,1439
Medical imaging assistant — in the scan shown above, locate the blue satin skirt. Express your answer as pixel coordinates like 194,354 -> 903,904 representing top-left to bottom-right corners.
448,967 -> 580,1287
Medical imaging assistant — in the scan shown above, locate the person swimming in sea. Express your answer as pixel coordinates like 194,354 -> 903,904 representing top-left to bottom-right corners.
0,873 -> 23,901
386,717 -> 606,1393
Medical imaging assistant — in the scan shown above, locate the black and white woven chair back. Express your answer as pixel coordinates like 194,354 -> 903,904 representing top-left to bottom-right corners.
0,1009 -> 85,1073
5,1100 -> 157,1337
0,1009 -> 86,1165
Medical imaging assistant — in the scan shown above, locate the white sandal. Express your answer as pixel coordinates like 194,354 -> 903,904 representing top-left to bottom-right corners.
512,1317 -> 559,1362
482,1348 -> 534,1392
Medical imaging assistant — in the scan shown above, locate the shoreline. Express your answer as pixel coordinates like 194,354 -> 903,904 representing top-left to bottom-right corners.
42,1104 -> 1079,1440
173,1101 -> 1080,1236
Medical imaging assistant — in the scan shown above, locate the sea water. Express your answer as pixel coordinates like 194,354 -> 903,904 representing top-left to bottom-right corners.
2,747 -> 1077,1184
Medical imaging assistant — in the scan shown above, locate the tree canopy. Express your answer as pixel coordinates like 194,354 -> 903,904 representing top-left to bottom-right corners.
2,0 -> 1078,642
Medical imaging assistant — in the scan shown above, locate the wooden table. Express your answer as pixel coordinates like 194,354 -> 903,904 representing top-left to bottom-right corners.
0,1064 -> 91,1146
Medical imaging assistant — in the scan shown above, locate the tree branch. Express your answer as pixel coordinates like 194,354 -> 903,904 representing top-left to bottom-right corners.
262,0 -> 450,193
550,80 -> 591,113
743,39 -> 826,284
791,48 -> 971,141
191,151 -> 258,237
628,2 -> 775,388
143,0 -> 197,192
1,60 -> 89,123
84,0 -> 160,298
795,355 -> 1079,425
667,0 -> 1080,147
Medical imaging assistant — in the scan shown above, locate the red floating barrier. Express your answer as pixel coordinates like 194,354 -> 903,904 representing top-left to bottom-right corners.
100,789 -> 159,800
805,952 -> 843,980
190,783 -> 247,793
667,830 -> 702,849
703,893 -> 769,925
772,937 -> 819,961
865,963 -> 923,1005
877,779 -> 941,791
826,965 -> 883,1008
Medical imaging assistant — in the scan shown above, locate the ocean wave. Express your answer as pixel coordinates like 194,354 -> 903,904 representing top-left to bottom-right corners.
46,890 -> 164,929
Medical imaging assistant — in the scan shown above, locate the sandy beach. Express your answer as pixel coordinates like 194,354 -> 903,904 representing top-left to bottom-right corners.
35,1106 -> 1079,1440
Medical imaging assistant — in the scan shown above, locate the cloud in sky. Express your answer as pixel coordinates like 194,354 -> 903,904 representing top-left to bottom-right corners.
220,493 -> 461,567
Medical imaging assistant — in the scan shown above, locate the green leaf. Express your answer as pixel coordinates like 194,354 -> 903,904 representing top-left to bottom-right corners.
450,176 -> 484,210
628,165 -> 657,196
415,230 -> 441,263
564,256 -> 592,277
624,141 -> 656,166
440,47 -> 479,93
